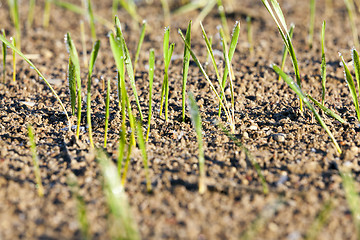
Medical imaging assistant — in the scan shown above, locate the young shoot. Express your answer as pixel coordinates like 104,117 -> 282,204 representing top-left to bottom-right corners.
146,49 -> 155,142
85,0 -> 97,41
308,0 -> 316,49
188,92 -> 206,194
133,20 -> 147,76
8,0 -> 21,50
86,40 -> 100,148
66,32 -> 83,139
136,121 -> 152,193
216,0 -> 230,42
27,0 -> 36,28
43,0 -> 52,28
104,78 -> 111,148
160,27 -> 175,121
307,94 -> 346,124
181,21 -> 192,122
278,24 -> 294,81
27,125 -> 44,197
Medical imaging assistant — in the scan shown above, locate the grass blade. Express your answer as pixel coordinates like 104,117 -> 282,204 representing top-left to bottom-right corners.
96,148 -> 140,240
27,0 -> 36,28
86,0 -> 97,41
146,49 -> 155,142
216,0 -> 230,42
8,0 -> 21,50
352,48 -> 360,107
80,21 -> 88,67
0,34 -> 71,127
344,0 -> 360,50
340,53 -> 360,121
321,21 -> 327,104
278,24 -> 294,81
181,21 -> 192,122
27,125 -> 44,197
308,0 -> 316,49
133,20 -> 147,75
118,0 -> 141,24
65,32 -> 82,139
86,40 -> 100,148
160,27 -> 170,118
307,94 -> 346,124
2,30 -> 6,82
188,92 -> 206,194
43,0 -> 51,28
68,59 -> 77,115
136,121 -> 152,193
246,16 -> 253,55
104,78 -> 111,148
160,0 -> 170,26
273,64 -> 341,154
11,37 -> 16,82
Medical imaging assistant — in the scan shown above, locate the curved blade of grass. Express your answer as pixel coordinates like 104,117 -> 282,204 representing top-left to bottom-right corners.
308,0 -> 316,49
219,124 -> 269,194
321,21 -> 327,105
181,21 -> 192,122
307,94 -> 346,124
340,54 -> 360,121
66,32 -> 82,139
352,48 -> 360,108
96,148 -> 140,240
133,20 -> 147,75
146,49 -> 155,142
28,125 -> 44,197
85,0 -> 97,40
188,92 -> 206,194
2,30 -> 6,82
178,29 -> 234,132
278,24 -> 294,81
305,200 -> 334,240
273,64 -> 341,154
136,121 -> 152,193
86,40 -> 100,148
104,78 -> 111,148
0,34 -> 71,127
340,169 -> 360,239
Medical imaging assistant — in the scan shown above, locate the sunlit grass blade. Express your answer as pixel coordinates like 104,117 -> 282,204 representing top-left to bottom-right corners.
305,200 -> 334,240
308,0 -> 316,49
86,40 -> 100,148
133,20 -> 147,75
246,16 -> 253,55
27,0 -> 36,28
261,0 -> 303,111
278,24 -> 294,81
104,78 -> 111,148
352,48 -> 360,105
146,49 -> 155,142
2,30 -> 6,82
0,34 -> 71,127
340,53 -> 360,121
321,21 -> 327,104
66,32 -> 82,139
67,174 -> 90,240
68,59 -> 77,115
220,124 -> 269,194
307,94 -> 346,124
11,37 -> 16,82
344,0 -> 360,50
216,0 -> 230,42
188,92 -> 206,194
43,0 -> 51,28
85,0 -> 97,41
8,0 -> 21,50
340,169 -> 360,239
178,28 -> 234,132
96,148 -> 140,240
136,121 -> 152,193
27,125 -> 44,197
181,21 -> 192,122
273,64 -> 341,154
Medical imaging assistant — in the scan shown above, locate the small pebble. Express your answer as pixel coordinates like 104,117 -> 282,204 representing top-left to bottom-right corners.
273,133 -> 286,143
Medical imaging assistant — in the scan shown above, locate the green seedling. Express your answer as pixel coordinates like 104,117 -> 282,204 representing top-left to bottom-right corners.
340,50 -> 360,121
52,0 -> 113,29
188,92 -> 206,194
8,0 -> 21,50
308,0 -> 316,49
66,32 -> 83,139
85,0 -> 97,41
261,0 -> 303,111
0,34 -> 70,127
217,0 -> 230,42
136,121 -> 152,193
43,0 -> 52,28
80,21 -> 88,67
340,169 -> 360,239
273,65 -> 341,154
321,21 -> 327,105
2,29 -> 6,82
305,200 -> 334,240
307,95 -> 346,124
133,20 -> 147,75
278,24 -> 294,81
146,49 -> 155,142
181,21 -> 192,122
220,125 -> 269,194
178,26 -> 234,132
160,27 -> 175,121
27,125 -> 44,197
344,0 -> 360,50
11,37 -> 16,82
160,0 -> 170,26
67,174 -> 90,240
104,78 -> 111,148
96,148 -> 140,240
246,16 -> 253,55
86,40 -> 100,148
27,0 -> 36,28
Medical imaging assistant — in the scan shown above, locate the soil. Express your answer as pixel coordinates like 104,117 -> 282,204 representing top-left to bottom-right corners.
1,0 -> 360,239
